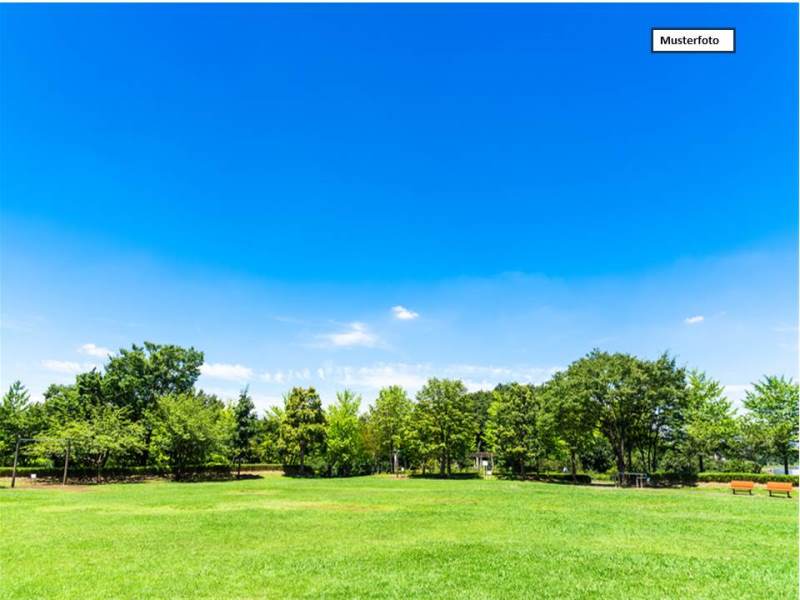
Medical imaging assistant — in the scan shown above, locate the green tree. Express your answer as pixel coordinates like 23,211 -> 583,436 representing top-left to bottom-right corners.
487,383 -> 555,477
563,351 -> 650,476
256,407 -> 283,463
103,342 -> 203,464
743,376 -> 799,474
36,405 -> 144,481
685,370 -> 737,472
414,378 -> 474,477
0,381 -> 33,462
633,354 -> 688,472
325,390 -> 366,476
467,390 -> 494,454
542,372 -> 598,480
370,386 -> 413,472
280,387 -> 326,471
232,387 -> 258,478
149,391 -> 233,480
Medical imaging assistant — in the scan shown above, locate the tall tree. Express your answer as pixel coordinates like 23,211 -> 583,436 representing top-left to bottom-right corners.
564,351 -> 650,477
36,405 -> 144,482
149,391 -> 233,480
232,387 -> 258,478
370,386 -> 413,472
280,387 -> 326,471
487,383 -> 555,477
257,407 -> 284,463
634,354 -> 688,472
103,342 -> 203,464
0,381 -> 33,462
743,376 -> 799,474
414,378 -> 473,477
685,370 -> 737,472
325,390 -> 366,476
466,390 -> 494,455
542,372 -> 598,480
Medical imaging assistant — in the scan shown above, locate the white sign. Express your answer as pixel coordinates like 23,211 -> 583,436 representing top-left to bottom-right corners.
652,29 -> 735,53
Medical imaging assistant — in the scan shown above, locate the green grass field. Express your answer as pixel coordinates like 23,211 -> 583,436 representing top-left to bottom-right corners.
1,474 -> 796,599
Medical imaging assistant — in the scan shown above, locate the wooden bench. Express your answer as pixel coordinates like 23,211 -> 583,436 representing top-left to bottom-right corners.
766,481 -> 793,498
730,480 -> 754,495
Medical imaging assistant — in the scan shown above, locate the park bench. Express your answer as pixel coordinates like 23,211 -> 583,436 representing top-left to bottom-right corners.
766,481 -> 792,498
730,480 -> 754,495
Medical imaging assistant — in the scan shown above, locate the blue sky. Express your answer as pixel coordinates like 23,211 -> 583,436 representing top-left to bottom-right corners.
1,4 -> 797,411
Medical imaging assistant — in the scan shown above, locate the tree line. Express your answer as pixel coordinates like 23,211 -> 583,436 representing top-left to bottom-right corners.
0,342 -> 797,480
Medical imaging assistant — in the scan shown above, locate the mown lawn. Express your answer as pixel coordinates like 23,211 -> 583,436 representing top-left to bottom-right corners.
1,474 -> 796,599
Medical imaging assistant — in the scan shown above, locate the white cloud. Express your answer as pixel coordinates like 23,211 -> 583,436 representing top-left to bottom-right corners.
315,362 -> 559,393
724,384 -> 752,410
79,343 -> 112,358
320,322 -> 379,348
684,315 -> 705,325
41,360 -> 96,374
200,362 -> 253,382
392,305 -> 419,320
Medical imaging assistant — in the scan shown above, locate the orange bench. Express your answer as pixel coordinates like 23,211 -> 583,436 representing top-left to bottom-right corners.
766,481 -> 793,498
730,480 -> 754,495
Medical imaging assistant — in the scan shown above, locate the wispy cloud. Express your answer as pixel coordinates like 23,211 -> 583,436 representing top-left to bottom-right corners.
724,384 -> 752,409
41,359 -> 97,374
79,343 -> 112,358
200,362 -> 253,382
684,315 -> 705,325
314,362 -> 560,393
319,322 -> 380,348
260,369 -> 310,383
392,305 -> 419,320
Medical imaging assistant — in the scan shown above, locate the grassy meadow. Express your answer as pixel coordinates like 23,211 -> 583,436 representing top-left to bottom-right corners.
1,474 -> 796,599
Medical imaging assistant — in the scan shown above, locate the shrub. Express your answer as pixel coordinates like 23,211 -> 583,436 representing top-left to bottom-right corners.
282,464 -> 315,477
0,463 -> 281,481
527,472 -> 592,485
647,472 -> 697,487
697,472 -> 798,485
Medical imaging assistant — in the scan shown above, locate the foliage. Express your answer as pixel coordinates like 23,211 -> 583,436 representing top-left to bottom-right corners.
368,385 -> 412,471
279,387 -> 326,469
325,390 -> 367,476
487,383 -> 555,476
0,381 -> 34,462
256,407 -> 283,463
149,392 -> 234,479
542,372 -> 598,478
695,472 -> 798,485
413,378 -> 474,477
231,387 -> 258,476
684,370 -> 737,472
35,404 -> 144,480
743,376 -> 799,474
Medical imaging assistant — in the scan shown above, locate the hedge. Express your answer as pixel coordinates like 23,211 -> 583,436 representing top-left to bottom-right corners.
621,471 -> 798,487
0,463 -> 283,479
528,472 -> 592,485
696,472 -> 798,485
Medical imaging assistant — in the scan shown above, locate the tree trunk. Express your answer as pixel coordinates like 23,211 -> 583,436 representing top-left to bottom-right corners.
615,440 -> 626,486
141,427 -> 152,466
784,454 -> 790,475
570,449 -> 577,482
237,458 -> 242,479
698,454 -> 704,473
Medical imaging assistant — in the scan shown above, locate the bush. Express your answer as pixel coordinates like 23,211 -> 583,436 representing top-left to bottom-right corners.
0,463 -> 282,481
697,472 -> 798,485
527,472 -> 592,485
282,464 -> 315,477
